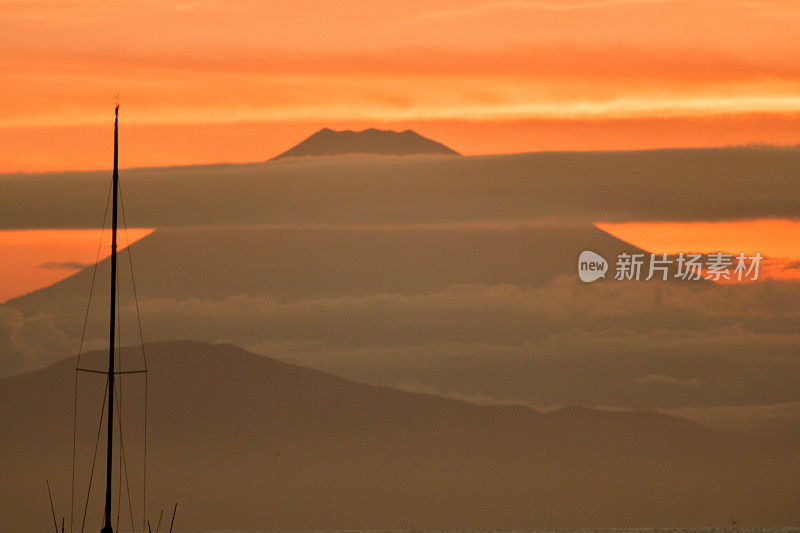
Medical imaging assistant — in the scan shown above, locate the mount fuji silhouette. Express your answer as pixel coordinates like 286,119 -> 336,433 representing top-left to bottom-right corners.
272,127 -> 459,159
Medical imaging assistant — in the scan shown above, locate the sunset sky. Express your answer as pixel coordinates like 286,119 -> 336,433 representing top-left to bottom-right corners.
5,4 -> 800,528
2,0 -> 800,172
2,0 -> 800,299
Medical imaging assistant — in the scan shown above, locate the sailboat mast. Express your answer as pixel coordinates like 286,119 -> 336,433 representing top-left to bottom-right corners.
102,104 -> 119,533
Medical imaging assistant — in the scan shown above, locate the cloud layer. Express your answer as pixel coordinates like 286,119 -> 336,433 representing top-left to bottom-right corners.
7,275 -> 798,431
0,306 -> 71,376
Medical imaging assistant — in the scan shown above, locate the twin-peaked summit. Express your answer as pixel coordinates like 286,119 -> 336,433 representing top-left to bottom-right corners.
272,127 -> 460,159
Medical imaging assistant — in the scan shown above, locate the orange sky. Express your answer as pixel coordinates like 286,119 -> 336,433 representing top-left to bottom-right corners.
597,219 -> 800,282
0,229 -> 153,302
597,220 -> 800,258
3,220 -> 797,302
2,0 -> 800,172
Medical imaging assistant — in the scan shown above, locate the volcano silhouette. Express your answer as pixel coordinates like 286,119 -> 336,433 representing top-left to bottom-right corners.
272,127 -> 459,159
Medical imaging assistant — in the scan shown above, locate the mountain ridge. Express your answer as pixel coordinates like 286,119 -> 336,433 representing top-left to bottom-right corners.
2,340 -> 798,530
272,127 -> 460,159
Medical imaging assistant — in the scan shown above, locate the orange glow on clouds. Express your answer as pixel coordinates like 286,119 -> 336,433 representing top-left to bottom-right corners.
0,229 -> 153,302
2,114 -> 798,174
1,0 -> 800,171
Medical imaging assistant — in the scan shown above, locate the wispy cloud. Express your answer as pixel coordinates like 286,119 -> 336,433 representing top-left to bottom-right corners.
415,0 -> 784,21
661,401 -> 800,431
417,0 -> 692,21
38,261 -> 89,270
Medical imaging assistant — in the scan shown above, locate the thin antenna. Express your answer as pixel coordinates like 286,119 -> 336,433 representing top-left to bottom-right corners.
101,103 -> 120,533
155,508 -> 163,532
47,480 -> 59,533
168,503 -> 177,533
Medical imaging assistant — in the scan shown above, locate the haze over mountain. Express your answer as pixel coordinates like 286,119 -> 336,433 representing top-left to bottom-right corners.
2,341 -> 798,531
272,127 -> 459,159
1,147 -> 800,434
2,224 -> 731,416
1,147 -> 798,229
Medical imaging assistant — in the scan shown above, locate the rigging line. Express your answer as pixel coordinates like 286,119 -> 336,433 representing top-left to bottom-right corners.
72,180 -> 113,533
115,266 -> 137,533
76,369 -> 107,375
77,180 -> 113,370
79,379 -> 109,533
119,180 -> 149,532
117,252 -> 122,381
70,369 -> 78,533
47,479 -> 59,533
115,272 -> 137,533
118,180 -> 148,369
115,454 -> 122,533
115,261 -> 122,533
115,250 -> 126,532
77,368 -> 147,375
143,373 -> 148,533
113,370 -> 137,533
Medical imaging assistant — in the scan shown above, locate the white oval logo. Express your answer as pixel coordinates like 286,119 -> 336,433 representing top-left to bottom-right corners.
578,250 -> 608,282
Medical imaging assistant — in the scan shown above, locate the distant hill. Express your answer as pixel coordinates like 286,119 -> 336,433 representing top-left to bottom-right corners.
272,127 -> 459,159
1,341 -> 798,531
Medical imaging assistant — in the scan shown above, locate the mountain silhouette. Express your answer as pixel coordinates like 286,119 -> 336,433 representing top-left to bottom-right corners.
3,224 -> 689,372
272,127 -> 459,159
2,341 -> 798,530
